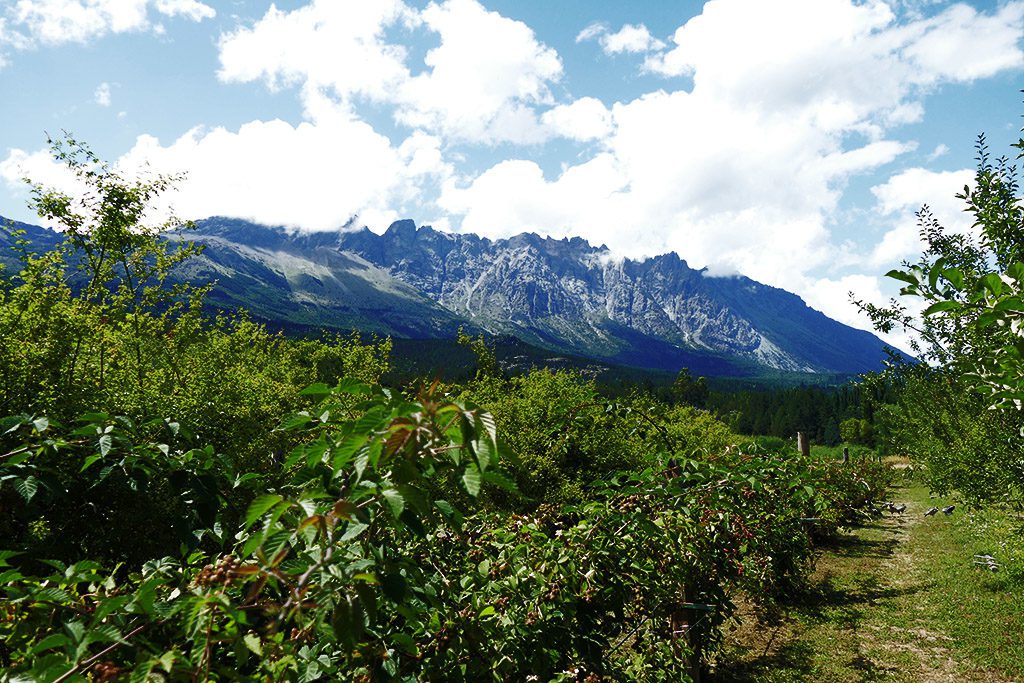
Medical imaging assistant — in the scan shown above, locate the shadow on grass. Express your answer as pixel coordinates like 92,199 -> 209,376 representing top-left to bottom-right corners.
789,571 -> 929,625
714,571 -> 929,681
848,653 -> 901,682
712,639 -> 817,682
825,531 -> 900,559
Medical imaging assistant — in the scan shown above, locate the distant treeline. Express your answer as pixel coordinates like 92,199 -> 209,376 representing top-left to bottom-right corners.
706,382 -> 896,446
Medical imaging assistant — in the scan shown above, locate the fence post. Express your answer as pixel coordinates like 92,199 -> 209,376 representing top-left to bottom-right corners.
842,446 -> 849,463
671,588 -> 702,683
666,459 -> 701,682
797,431 -> 810,458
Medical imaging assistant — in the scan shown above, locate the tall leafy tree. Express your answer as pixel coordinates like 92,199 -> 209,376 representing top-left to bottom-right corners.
857,133 -> 1024,502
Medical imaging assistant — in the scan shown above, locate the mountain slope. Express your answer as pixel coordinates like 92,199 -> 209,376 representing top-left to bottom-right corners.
0,215 -> 902,376
332,219 -> 896,374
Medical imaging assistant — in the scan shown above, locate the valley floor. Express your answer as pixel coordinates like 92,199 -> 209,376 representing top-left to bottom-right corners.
714,483 -> 1024,682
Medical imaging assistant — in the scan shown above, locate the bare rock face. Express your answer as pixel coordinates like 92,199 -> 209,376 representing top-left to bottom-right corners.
331,221 -> 894,374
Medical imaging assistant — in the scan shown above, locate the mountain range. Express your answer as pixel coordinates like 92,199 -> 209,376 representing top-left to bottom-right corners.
1,215 -> 902,378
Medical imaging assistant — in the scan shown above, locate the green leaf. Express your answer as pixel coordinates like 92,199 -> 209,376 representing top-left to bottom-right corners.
31,416 -> 49,432
381,487 -> 405,517
298,383 -> 332,398
243,632 -> 262,656
30,633 -> 70,654
130,661 -> 156,683
280,412 -> 312,431
462,464 -> 482,497
434,499 -> 456,518
482,470 -> 520,494
993,297 -> 1024,313
245,494 -> 284,528
928,257 -> 946,289
923,300 -> 961,316
98,433 -> 113,456
158,651 -> 177,673
13,476 -> 39,503
340,522 -> 369,542
942,267 -> 965,290
335,378 -> 373,395
886,269 -> 919,286
80,454 -> 103,472
981,273 -> 1005,295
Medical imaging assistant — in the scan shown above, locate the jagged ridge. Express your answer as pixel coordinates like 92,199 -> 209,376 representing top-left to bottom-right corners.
0,215 -> 900,375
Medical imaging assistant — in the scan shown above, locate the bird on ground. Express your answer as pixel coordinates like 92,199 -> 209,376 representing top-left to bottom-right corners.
942,505 -> 955,515
891,503 -> 907,514
924,507 -> 939,516
973,555 -> 1000,571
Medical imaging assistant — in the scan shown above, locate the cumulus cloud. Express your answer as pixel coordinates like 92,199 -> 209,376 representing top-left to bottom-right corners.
643,0 -> 1024,122
576,21 -> 665,55
218,0 -> 563,144
868,166 -> 975,266
395,0 -> 562,143
4,0 -> 214,47
153,0 -> 214,22
1,111 -> 451,233
217,0 -> 413,105
539,97 -> 613,142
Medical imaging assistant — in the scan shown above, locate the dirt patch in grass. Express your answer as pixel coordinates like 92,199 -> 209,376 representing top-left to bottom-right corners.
714,485 -> 1019,682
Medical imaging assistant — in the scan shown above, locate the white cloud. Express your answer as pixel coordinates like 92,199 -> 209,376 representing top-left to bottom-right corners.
803,273 -> 918,352
12,0 -> 148,44
643,0 -> 1024,124
154,0 -> 214,22
927,142 -> 949,160
896,3 -> 1024,83
539,97 -> 613,142
395,0 -> 562,143
439,154 -> 629,240
94,81 -> 111,107
602,23 -> 665,54
217,0 -> 563,144
1,111 -> 451,234
444,84 -> 909,292
576,21 -> 665,55
217,0 -> 413,105
2,0 -> 213,51
868,166 -> 975,266
575,22 -> 606,43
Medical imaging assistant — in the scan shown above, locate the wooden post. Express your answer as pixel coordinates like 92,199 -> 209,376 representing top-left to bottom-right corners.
670,589 -> 702,683
797,431 -> 810,458
842,447 -> 849,463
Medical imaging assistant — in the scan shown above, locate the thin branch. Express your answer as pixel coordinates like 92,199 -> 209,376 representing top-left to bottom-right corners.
53,622 -> 147,683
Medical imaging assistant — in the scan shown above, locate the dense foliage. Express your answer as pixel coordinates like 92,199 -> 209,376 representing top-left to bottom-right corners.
857,133 -> 1024,505
0,136 -> 892,681
707,382 -> 891,448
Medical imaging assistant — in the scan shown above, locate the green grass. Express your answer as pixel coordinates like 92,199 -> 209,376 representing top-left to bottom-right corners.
714,482 -> 1024,682
809,443 -> 877,463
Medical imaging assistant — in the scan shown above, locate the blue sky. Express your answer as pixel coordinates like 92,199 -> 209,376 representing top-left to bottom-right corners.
1,0 -> 1023,349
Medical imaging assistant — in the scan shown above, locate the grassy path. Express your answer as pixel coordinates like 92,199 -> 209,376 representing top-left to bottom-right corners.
714,483 -> 1024,682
